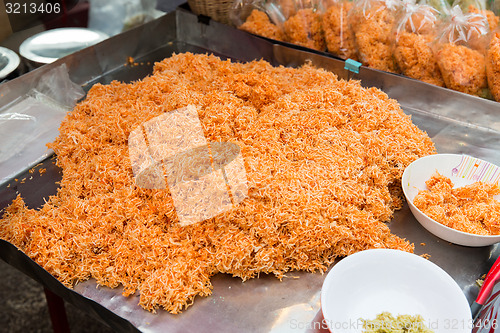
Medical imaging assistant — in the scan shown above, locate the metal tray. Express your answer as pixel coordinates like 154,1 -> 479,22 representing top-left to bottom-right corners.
1,8 -> 499,333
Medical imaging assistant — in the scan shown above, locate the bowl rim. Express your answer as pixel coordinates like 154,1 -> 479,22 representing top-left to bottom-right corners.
402,153 -> 500,240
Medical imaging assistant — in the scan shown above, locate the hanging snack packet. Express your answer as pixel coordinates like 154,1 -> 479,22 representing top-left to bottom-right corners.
322,0 -> 358,60
393,2 -> 445,86
433,5 -> 490,96
486,30 -> 500,101
348,0 -> 402,73
283,1 -> 326,51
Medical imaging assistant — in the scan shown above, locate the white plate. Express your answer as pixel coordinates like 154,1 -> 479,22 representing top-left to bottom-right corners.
20,28 -> 108,65
402,153 -> 500,247
0,46 -> 20,79
321,249 -> 472,333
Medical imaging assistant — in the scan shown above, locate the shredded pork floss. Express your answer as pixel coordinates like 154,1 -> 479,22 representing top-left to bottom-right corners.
0,53 -> 435,313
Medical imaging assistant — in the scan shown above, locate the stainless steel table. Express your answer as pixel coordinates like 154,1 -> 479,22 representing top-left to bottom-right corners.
0,8 -> 498,332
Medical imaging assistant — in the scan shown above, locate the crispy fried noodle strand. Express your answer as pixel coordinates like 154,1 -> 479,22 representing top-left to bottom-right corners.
0,53 -> 435,313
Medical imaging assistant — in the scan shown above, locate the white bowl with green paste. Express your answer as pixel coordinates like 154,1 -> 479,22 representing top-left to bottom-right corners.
321,249 -> 472,333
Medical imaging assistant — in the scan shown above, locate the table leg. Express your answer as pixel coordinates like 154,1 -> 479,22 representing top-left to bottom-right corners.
43,287 -> 71,333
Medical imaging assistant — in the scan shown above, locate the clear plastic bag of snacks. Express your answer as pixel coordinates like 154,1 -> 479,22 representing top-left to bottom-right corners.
466,0 -> 500,32
433,5 -> 490,97
348,0 -> 403,73
486,28 -> 500,101
322,0 -> 358,59
230,0 -> 288,41
231,0 -> 326,50
282,0 -> 326,51
393,1 -> 445,86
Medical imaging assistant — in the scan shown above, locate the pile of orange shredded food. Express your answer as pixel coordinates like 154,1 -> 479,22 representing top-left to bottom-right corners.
487,32 -> 500,102
413,173 -> 500,235
435,43 -> 488,96
239,9 -> 285,41
394,32 -> 445,87
0,53 -> 435,313
322,1 -> 357,60
284,8 -> 326,51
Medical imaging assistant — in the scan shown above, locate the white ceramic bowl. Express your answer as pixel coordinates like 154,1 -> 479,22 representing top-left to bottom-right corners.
402,153 -> 500,247
321,249 -> 472,333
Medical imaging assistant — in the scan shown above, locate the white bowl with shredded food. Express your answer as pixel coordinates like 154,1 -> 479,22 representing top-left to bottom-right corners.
321,249 -> 472,333
402,153 -> 500,247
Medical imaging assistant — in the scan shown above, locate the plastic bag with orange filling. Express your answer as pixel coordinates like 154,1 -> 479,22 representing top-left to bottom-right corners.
231,0 -> 292,41
468,4 -> 499,30
486,29 -> 500,101
233,0 -> 327,51
433,5 -> 490,97
237,9 -> 286,40
283,3 -> 326,51
393,2 -> 445,86
322,0 -> 358,60
348,0 -> 402,73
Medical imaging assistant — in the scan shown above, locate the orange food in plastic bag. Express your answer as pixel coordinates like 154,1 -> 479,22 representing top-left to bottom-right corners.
323,0 -> 357,60
486,31 -> 500,101
349,0 -> 400,73
284,8 -> 326,51
239,9 -> 286,41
